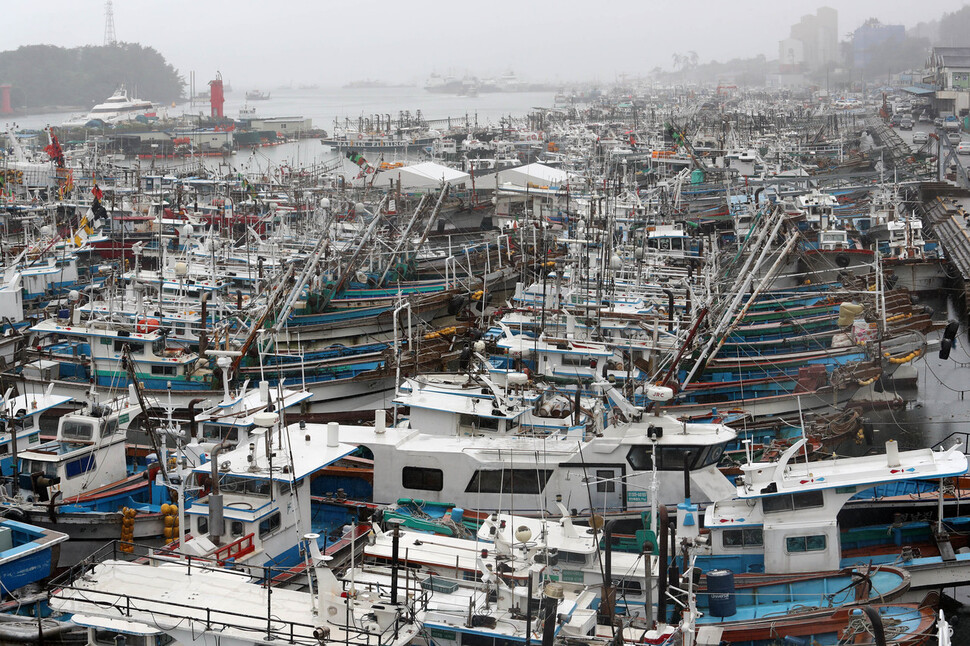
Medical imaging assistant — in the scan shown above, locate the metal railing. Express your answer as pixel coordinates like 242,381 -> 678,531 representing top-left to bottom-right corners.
49,539 -> 430,646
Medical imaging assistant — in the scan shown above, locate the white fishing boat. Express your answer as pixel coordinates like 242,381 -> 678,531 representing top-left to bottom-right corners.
50,533 -> 420,646
325,380 -> 736,514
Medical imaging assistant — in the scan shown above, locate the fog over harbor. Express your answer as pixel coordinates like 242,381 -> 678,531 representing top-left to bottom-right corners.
4,0 -> 970,89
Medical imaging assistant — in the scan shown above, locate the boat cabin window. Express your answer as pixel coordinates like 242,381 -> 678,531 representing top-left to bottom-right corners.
115,340 -> 144,355
561,354 -> 591,367
65,455 -> 96,479
627,445 -> 720,472
278,480 -> 292,496
626,445 -> 653,470
61,420 -> 95,441
102,417 -> 119,437
231,521 -> 244,537
558,551 -> 588,565
197,515 -> 208,535
762,491 -> 824,514
20,459 -> 56,477
202,424 -> 239,442
786,534 -> 826,553
93,630 -> 175,646
402,466 -> 444,492
595,469 -> 616,493
458,414 -> 500,433
615,579 -> 642,596
151,365 -> 177,376
464,469 -> 552,494
11,415 -> 36,433
721,528 -> 764,548
152,338 -> 167,355
694,443 -> 726,467
218,475 -> 271,497
258,511 -> 281,538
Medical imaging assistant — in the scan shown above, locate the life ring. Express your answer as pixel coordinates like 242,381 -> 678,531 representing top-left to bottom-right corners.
358,134 -> 364,140
530,134 -> 538,141
835,253 -> 850,268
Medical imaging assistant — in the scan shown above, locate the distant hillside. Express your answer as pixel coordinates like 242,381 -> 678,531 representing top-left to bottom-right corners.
0,43 -> 184,111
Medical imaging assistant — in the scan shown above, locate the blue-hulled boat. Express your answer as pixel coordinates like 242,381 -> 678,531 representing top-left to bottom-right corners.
0,518 -> 68,595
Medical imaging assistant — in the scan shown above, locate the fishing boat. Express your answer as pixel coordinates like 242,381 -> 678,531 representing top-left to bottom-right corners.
314,380 -> 738,513
17,314 -> 216,406
167,409 -> 364,571
0,388 -> 161,540
697,437 -> 970,596
0,387 -> 72,476
50,534 -> 422,646
0,517 -> 68,595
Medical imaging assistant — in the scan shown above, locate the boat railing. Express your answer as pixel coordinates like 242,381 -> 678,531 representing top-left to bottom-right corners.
212,531 -> 256,563
931,432 -> 970,456
50,539 -> 424,645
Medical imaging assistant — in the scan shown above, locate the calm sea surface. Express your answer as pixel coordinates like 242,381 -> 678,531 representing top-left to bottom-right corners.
8,85 -> 555,134
6,85 -> 556,172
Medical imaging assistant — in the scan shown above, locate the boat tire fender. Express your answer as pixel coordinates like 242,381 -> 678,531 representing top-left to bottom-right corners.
2,507 -> 26,523
835,253 -> 850,268
47,491 -> 62,523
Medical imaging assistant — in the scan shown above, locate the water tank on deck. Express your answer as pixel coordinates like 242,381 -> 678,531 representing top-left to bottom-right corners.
706,569 -> 736,618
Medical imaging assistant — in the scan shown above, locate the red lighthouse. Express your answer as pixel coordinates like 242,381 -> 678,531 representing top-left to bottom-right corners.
0,85 -> 12,115
209,73 -> 224,118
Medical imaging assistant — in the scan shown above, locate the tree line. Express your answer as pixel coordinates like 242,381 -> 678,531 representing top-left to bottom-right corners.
0,43 -> 184,110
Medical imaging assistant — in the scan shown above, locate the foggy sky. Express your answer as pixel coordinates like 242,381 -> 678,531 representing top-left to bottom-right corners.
5,0 -> 968,88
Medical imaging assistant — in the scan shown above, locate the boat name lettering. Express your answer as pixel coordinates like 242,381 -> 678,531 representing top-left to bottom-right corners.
429,628 -> 457,640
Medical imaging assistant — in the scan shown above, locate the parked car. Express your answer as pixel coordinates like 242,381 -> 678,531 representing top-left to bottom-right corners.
957,140 -> 970,155
890,114 -> 901,126
935,117 -> 945,128
899,117 -> 914,130
919,111 -> 932,122
948,132 -> 961,145
913,131 -> 929,144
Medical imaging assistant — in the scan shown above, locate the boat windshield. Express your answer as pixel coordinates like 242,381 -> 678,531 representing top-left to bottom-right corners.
60,420 -> 94,441
218,474 -> 271,497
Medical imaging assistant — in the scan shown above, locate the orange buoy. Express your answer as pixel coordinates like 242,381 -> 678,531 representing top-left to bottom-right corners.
136,318 -> 160,334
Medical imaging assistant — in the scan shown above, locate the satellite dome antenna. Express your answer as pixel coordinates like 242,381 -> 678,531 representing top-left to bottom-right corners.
104,1 -> 117,46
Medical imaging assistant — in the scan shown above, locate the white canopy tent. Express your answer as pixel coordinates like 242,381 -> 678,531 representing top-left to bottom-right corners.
388,162 -> 469,190
493,163 -> 575,189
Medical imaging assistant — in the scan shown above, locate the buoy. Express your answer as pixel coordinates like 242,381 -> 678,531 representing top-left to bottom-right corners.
136,318 -> 160,333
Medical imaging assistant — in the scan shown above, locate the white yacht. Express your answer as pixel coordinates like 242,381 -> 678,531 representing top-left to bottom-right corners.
63,85 -> 154,126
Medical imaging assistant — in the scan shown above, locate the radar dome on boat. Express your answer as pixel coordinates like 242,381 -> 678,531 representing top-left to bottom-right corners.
174,262 -> 188,277
506,372 -> 529,386
182,224 -> 194,238
253,411 -> 278,428
319,197 -> 331,210
40,225 -> 53,237
514,525 -> 532,543
68,290 -> 80,302
645,385 -> 674,401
